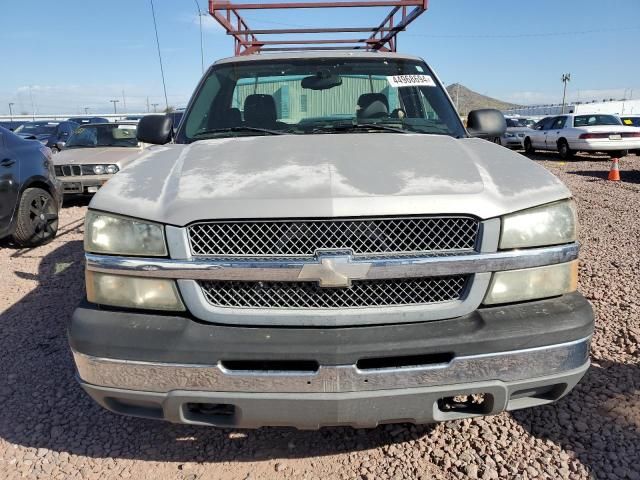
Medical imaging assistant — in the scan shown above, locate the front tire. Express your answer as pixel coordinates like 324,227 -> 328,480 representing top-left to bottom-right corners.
558,140 -> 573,160
12,188 -> 59,247
524,138 -> 535,154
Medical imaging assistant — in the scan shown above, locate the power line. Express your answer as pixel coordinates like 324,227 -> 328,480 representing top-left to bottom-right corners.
149,0 -> 169,111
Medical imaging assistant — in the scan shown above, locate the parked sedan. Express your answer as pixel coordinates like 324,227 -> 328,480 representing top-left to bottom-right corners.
53,122 -> 143,195
13,120 -> 79,153
496,117 -> 533,149
523,114 -> 640,159
0,126 -> 61,247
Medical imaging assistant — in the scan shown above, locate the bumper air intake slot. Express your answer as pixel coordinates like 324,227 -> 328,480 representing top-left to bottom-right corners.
507,383 -> 569,410
184,403 -> 237,425
220,359 -> 320,373
437,393 -> 493,416
356,352 -> 454,371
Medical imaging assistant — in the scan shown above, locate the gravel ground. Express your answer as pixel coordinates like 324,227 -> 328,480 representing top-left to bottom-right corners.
0,153 -> 638,480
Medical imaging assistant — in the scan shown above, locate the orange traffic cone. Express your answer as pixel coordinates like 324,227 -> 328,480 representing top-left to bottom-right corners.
608,158 -> 621,181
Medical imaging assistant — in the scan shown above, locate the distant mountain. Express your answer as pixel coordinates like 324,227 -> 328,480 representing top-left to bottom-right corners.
446,83 -> 520,115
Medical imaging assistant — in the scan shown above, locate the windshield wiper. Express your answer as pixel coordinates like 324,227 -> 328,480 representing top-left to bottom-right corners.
193,126 -> 286,139
313,121 -> 407,134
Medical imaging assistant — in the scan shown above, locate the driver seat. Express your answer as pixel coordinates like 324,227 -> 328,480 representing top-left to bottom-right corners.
356,93 -> 389,120
244,94 -> 277,129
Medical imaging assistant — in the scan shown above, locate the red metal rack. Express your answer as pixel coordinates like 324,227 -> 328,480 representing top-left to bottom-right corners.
209,1 -> 429,55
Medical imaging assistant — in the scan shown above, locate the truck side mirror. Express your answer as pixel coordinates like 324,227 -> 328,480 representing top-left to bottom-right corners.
137,115 -> 173,145
467,109 -> 507,138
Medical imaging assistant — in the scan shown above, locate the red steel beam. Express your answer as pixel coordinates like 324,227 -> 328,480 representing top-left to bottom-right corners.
212,1 -> 425,9
228,27 -> 396,35
209,0 -> 428,55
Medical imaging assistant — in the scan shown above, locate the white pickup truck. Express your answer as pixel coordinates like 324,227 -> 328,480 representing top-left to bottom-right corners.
524,113 -> 640,159
68,51 -> 594,429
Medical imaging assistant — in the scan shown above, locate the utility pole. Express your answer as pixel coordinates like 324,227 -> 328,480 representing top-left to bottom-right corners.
193,0 -> 205,74
151,103 -> 159,113
110,99 -> 120,114
561,73 -> 571,114
84,107 -> 89,115
8,103 -> 14,121
122,90 -> 127,113
146,96 -> 150,113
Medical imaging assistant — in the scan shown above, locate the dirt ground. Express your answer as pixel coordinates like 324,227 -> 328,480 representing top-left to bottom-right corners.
0,152 -> 638,480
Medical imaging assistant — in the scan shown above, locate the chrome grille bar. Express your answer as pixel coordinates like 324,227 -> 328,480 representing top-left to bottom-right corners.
85,243 -> 580,282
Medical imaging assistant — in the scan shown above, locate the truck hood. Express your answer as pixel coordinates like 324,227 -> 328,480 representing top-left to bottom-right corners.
90,134 -> 570,225
53,147 -> 144,167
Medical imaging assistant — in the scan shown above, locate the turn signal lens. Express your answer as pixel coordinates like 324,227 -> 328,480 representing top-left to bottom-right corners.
86,271 -> 185,311
484,261 -> 578,305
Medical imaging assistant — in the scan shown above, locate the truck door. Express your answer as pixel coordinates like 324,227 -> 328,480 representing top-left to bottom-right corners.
0,132 -> 20,236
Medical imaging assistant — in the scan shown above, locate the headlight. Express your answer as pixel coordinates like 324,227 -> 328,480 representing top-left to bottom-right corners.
93,165 -> 106,174
484,261 -> 578,305
105,164 -> 119,174
500,200 -> 577,249
505,133 -> 516,138
84,211 -> 167,256
86,271 -> 185,311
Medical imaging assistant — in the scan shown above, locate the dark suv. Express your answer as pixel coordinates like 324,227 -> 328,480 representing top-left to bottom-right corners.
13,120 -> 79,153
0,126 -> 62,247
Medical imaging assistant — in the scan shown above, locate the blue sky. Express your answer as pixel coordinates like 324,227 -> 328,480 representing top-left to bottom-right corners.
2,0 -> 639,115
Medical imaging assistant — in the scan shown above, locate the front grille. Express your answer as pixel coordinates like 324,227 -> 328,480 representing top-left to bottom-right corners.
54,165 -> 98,177
188,217 -> 479,257
55,165 -> 82,177
199,276 -> 468,309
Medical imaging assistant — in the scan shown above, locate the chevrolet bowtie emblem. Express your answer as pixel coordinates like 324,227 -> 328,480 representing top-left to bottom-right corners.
298,255 -> 372,288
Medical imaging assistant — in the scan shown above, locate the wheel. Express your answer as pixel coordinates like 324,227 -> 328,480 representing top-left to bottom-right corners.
50,147 -> 59,154
558,140 -> 573,160
608,150 -> 628,158
12,188 -> 59,247
524,137 -> 535,154
496,136 -> 503,146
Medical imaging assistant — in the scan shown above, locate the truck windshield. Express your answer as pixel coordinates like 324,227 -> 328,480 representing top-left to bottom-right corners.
178,57 -> 466,142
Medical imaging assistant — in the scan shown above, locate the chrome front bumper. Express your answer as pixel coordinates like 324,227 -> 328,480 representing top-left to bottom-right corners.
73,336 -> 590,394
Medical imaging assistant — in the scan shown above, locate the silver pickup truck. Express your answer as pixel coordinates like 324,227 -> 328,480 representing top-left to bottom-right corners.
69,51 -> 593,429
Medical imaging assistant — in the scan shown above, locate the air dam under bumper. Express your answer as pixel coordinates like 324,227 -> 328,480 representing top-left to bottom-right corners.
70,294 -> 593,429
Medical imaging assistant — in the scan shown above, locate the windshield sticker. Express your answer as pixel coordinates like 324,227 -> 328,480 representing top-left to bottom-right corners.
387,75 -> 436,88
